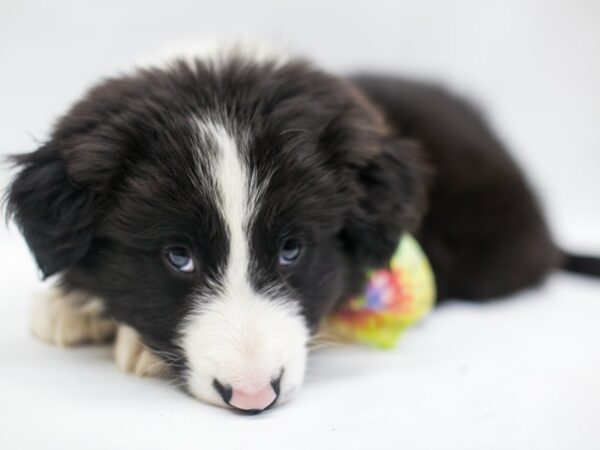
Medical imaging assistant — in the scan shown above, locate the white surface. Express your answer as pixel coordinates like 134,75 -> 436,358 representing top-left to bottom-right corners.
1,1 -> 599,449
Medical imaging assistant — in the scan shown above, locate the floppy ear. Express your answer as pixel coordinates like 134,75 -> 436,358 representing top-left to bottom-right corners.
342,137 -> 429,268
5,143 -> 99,278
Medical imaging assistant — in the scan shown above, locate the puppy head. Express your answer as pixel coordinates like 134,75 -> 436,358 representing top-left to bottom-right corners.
6,47 -> 426,411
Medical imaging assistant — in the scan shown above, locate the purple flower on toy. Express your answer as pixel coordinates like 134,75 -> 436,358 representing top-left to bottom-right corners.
365,270 -> 403,310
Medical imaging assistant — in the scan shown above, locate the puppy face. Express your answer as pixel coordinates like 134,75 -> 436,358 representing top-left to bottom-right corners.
7,48 -> 425,410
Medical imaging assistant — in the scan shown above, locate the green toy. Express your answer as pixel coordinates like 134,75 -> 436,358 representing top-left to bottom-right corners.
326,234 -> 435,348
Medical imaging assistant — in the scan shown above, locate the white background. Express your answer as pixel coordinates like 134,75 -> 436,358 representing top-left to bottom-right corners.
0,1 -> 599,449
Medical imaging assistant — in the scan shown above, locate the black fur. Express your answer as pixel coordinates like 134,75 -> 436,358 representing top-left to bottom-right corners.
351,75 -> 570,300
6,146 -> 98,277
563,253 -> 600,277
5,54 -> 599,376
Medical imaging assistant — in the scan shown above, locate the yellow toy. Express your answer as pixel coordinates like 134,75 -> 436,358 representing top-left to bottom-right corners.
326,234 -> 435,348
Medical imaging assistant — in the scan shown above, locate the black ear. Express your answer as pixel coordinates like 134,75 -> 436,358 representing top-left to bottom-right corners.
5,143 -> 98,278
343,137 -> 429,268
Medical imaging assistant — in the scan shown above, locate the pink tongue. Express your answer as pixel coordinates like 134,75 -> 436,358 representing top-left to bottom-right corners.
229,385 -> 276,411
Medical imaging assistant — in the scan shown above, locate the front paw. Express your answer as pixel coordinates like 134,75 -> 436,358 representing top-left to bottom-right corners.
31,288 -> 116,347
114,325 -> 167,377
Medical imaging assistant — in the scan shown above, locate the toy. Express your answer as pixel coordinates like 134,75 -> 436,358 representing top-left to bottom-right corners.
325,234 -> 436,348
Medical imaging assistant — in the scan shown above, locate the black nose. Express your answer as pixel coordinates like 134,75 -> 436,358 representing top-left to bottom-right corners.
213,370 -> 283,414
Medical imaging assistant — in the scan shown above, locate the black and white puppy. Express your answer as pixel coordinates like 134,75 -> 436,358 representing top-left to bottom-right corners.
6,44 -> 600,413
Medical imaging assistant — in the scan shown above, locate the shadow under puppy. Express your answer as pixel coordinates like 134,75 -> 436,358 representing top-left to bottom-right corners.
5,45 -> 600,413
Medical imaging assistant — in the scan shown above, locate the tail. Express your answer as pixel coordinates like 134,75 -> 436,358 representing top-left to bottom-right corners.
563,253 -> 600,277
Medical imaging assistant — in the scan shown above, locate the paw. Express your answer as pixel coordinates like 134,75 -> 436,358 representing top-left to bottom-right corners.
114,325 -> 167,377
31,288 -> 117,347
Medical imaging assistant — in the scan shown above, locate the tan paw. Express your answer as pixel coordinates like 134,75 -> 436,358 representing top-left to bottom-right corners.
114,325 -> 167,377
31,287 -> 116,347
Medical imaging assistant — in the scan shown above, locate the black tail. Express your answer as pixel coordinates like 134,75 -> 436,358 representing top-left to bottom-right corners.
563,253 -> 600,277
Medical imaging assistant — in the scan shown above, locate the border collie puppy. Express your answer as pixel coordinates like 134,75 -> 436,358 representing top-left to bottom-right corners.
5,44 -> 600,413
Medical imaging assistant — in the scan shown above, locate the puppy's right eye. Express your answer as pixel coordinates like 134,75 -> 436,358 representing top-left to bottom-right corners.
165,247 -> 195,273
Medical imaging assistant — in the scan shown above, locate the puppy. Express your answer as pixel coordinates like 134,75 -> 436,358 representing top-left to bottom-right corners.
6,44 -> 600,413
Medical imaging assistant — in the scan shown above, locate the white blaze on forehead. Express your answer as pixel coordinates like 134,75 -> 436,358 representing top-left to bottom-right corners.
181,119 -> 309,408
203,120 -> 250,285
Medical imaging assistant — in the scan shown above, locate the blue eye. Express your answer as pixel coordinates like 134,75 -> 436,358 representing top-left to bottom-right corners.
278,239 -> 303,267
166,247 -> 195,273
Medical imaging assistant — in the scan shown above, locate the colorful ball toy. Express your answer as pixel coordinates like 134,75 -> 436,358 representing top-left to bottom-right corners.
326,234 -> 436,348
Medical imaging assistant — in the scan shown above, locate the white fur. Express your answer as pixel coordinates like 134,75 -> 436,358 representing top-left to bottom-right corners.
144,40 -> 291,73
31,287 -> 116,347
32,288 -> 166,378
114,325 -> 167,377
180,120 -> 309,407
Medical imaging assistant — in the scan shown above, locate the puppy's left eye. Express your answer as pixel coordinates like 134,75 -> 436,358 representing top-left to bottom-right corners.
279,238 -> 303,267
165,247 -> 195,273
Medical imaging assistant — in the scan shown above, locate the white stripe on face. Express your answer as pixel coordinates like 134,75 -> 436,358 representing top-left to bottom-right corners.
206,120 -> 250,288
180,119 -> 309,409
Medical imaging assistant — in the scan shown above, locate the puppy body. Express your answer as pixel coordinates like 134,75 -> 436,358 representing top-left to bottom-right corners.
352,76 -> 563,300
6,45 -> 597,411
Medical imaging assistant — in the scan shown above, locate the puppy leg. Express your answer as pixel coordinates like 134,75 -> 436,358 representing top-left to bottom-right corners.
31,287 -> 116,346
114,325 -> 167,377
